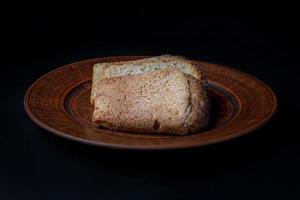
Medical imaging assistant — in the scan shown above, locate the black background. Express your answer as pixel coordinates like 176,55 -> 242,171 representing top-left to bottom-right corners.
1,11 -> 299,200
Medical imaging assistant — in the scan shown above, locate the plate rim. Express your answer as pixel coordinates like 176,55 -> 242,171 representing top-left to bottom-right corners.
24,56 -> 278,150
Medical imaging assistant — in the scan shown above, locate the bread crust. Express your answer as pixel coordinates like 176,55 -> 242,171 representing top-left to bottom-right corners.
183,75 -> 210,133
92,68 -> 210,135
90,63 -> 102,105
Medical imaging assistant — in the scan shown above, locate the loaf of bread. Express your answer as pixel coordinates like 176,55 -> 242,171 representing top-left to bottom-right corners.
90,55 -> 207,105
92,67 -> 210,135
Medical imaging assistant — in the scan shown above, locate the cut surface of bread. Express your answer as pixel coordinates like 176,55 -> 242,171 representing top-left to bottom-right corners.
92,68 -> 210,135
90,55 -> 207,104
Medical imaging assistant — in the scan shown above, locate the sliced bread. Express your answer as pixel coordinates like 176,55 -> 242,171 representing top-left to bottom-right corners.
92,68 -> 210,135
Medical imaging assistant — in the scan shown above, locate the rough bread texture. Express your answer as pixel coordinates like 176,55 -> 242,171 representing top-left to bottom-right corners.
90,55 -> 207,105
92,68 -> 210,135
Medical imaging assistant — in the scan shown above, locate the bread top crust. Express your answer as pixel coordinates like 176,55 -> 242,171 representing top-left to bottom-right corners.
92,68 -> 210,135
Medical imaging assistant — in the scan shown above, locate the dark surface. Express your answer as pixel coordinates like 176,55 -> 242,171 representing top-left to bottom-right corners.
0,14 -> 299,199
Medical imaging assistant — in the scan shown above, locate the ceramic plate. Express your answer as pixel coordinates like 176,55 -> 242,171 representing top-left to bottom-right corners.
24,56 -> 277,150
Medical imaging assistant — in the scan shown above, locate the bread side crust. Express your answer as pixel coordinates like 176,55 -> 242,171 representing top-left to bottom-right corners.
90,63 -> 103,105
183,75 -> 210,133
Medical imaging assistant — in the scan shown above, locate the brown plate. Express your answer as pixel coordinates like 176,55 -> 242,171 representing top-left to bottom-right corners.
24,56 -> 277,150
